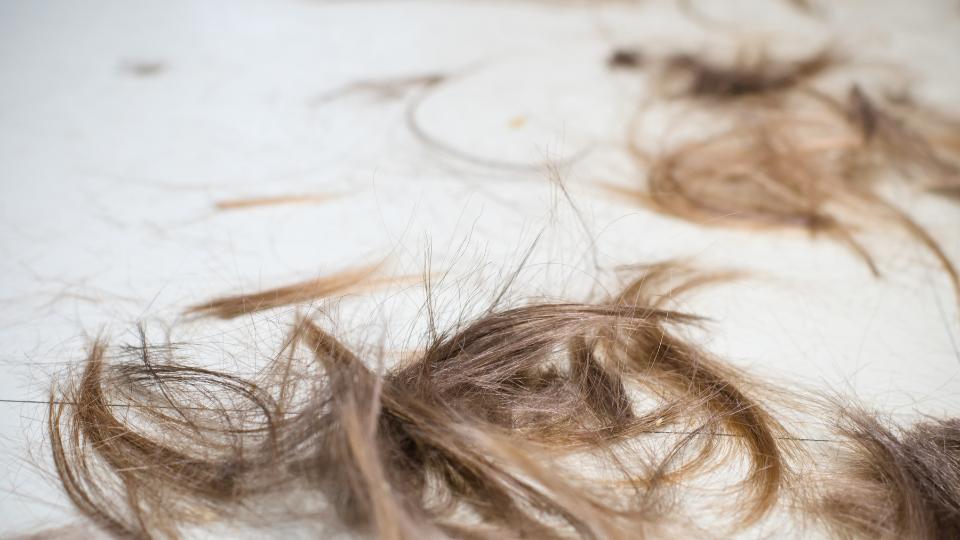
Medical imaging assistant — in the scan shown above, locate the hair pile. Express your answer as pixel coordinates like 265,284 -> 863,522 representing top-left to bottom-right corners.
48,266 -> 800,539
611,50 -> 960,302
45,261 -> 960,539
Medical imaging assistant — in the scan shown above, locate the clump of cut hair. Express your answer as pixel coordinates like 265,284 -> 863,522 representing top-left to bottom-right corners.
842,86 -> 960,195
616,63 -> 960,301
49,266 -> 793,539
608,48 -> 645,70
659,50 -> 835,99
810,410 -> 960,539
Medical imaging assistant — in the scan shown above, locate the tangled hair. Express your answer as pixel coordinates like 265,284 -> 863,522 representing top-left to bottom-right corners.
812,411 -> 960,539
48,266 -> 792,539
616,54 -> 960,300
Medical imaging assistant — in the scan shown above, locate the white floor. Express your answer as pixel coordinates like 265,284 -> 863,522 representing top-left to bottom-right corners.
1,0 -> 958,536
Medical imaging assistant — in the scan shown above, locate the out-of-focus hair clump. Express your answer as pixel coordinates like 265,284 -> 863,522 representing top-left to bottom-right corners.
612,49 -> 959,300
660,50 -> 835,99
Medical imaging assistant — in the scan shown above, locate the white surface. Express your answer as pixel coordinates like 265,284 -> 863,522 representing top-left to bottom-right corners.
1,0 -> 958,536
